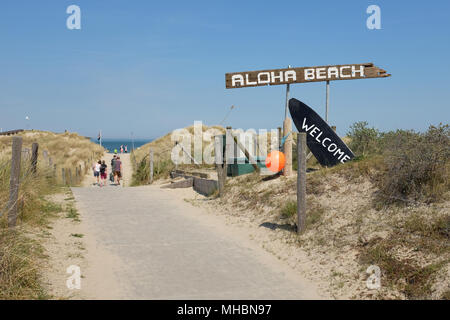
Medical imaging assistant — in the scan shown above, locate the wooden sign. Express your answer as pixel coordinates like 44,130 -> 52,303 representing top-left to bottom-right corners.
289,98 -> 355,167
226,63 -> 390,89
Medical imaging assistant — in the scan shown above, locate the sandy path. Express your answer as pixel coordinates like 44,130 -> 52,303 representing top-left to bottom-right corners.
69,183 -> 322,299
81,153 -> 132,187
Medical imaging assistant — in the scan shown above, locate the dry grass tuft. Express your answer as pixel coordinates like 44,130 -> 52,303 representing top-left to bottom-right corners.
0,229 -> 49,299
0,130 -> 103,299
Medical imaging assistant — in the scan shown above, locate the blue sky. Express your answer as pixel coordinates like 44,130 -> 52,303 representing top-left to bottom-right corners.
1,0 -> 449,139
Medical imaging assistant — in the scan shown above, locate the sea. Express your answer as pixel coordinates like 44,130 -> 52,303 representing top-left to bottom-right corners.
90,138 -> 152,153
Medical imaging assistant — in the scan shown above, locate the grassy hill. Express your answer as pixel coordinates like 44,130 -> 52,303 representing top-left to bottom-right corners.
0,130 -> 104,178
131,124 -> 225,184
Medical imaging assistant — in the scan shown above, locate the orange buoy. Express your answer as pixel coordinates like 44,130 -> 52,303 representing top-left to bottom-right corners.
265,150 -> 286,173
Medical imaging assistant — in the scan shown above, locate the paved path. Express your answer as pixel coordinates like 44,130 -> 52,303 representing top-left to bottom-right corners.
71,157 -> 321,299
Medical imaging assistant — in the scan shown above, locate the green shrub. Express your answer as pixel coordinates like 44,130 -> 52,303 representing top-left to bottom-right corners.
347,121 -> 381,156
379,124 -> 450,203
132,156 -> 175,186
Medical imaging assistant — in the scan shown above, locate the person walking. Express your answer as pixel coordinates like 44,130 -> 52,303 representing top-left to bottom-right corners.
110,155 -> 117,183
93,160 -> 101,185
100,160 -> 107,187
125,145 -> 128,153
113,156 -> 122,186
120,145 -> 124,154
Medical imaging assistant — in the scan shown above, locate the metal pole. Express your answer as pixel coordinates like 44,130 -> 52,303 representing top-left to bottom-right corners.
284,65 -> 291,120
325,80 -> 330,123
283,65 -> 293,176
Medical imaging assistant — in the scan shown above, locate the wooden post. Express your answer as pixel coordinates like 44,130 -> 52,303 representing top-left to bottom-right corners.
283,118 -> 293,176
297,133 -> 307,233
214,135 -> 225,196
5,136 -> 22,227
149,148 -> 154,184
62,168 -> 66,185
68,168 -> 73,186
31,142 -> 38,174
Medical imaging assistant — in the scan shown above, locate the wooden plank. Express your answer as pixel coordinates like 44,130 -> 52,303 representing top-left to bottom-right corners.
161,177 -> 194,189
226,63 -> 390,88
193,177 -> 218,196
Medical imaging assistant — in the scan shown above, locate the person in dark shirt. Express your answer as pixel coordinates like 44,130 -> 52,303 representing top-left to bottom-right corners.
114,156 -> 122,185
100,160 -> 107,187
109,155 -> 117,183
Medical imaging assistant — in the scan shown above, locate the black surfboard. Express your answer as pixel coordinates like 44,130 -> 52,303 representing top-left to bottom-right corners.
289,98 -> 355,167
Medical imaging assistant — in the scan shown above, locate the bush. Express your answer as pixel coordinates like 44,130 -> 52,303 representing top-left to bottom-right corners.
280,200 -> 297,219
132,156 -> 175,186
347,121 -> 381,156
379,124 -> 450,203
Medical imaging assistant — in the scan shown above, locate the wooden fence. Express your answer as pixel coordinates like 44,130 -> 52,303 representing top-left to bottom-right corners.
0,136 -> 91,227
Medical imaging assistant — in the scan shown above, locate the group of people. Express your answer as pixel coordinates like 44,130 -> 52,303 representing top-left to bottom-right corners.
93,154 -> 122,187
113,145 -> 128,154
